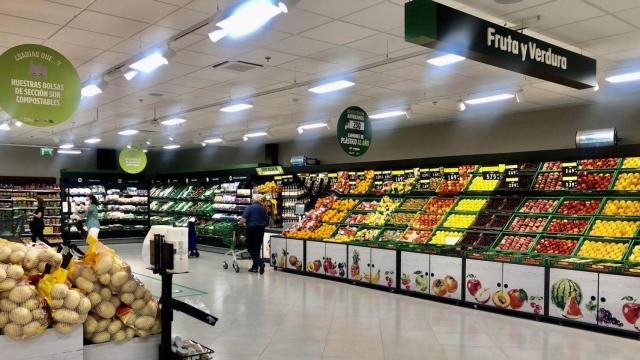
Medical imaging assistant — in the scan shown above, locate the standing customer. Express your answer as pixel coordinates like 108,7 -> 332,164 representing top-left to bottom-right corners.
30,197 -> 51,246
86,195 -> 101,236
240,194 -> 268,274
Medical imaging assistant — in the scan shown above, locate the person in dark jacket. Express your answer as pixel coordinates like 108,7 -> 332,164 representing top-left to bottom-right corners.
30,196 -> 51,246
239,194 -> 268,274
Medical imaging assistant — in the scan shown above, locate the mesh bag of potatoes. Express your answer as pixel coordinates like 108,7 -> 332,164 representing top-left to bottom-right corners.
37,269 -> 92,335
0,280 -> 51,340
0,240 -> 63,275
0,262 -> 25,292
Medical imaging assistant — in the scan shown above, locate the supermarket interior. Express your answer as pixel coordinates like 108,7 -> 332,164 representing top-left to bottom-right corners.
1,0 -> 640,359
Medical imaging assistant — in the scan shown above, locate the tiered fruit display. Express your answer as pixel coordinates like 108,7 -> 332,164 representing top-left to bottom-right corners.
350,171 -> 375,195
411,213 -> 442,230
425,197 -> 456,214
429,230 -> 464,245
438,178 -> 468,194
622,157 -> 640,168
534,237 -> 578,255
628,245 -> 640,262
455,198 -> 487,211
354,228 -> 380,241
442,213 -> 476,229
519,198 -> 558,213
579,158 -> 619,169
330,227 -> 358,242
312,224 -> 337,239
471,213 -> 510,230
467,176 -> 499,191
389,212 -> 416,225
601,199 -> 640,216
534,172 -> 562,190
379,229 -> 404,241
577,240 -> 629,260
542,161 -> 562,171
460,232 -> 498,249
484,197 -> 521,212
614,172 -> 640,191
546,218 -> 589,234
589,220 -> 639,238
401,197 -> 428,210
331,198 -> 358,211
345,213 -> 368,225
556,199 -> 601,215
332,172 -> 350,194
577,172 -> 613,190
496,235 -> 535,251
508,216 -> 547,233
401,229 -> 431,243
377,196 -> 401,212
321,209 -> 347,223
356,199 -> 379,211
391,178 -> 416,194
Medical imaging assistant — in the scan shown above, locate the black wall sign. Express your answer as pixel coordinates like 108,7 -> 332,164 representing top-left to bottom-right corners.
405,0 -> 597,89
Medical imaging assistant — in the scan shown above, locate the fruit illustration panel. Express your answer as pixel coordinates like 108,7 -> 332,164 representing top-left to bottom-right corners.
597,274 -> 640,332
325,243 -> 348,279
285,238 -> 304,271
429,255 -> 462,300
400,251 -> 430,293
502,263 -> 545,315
464,259 -> 503,307
271,237 -> 287,268
305,241 -> 325,275
371,248 -> 397,288
548,268 -> 599,325
348,245 -> 371,283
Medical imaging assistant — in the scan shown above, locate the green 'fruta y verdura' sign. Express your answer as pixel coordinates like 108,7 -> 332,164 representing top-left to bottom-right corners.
119,148 -> 147,174
337,106 -> 371,157
405,0 -> 597,89
0,44 -> 81,126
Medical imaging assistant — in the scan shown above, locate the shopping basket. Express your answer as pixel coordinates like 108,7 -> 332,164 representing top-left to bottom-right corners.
221,223 -> 248,273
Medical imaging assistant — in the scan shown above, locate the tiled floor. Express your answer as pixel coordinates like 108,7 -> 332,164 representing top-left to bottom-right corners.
115,244 -> 640,360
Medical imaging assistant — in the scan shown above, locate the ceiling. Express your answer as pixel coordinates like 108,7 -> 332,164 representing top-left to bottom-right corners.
1,0 -> 640,150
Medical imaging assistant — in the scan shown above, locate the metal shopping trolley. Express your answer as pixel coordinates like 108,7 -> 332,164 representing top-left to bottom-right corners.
221,222 -> 248,273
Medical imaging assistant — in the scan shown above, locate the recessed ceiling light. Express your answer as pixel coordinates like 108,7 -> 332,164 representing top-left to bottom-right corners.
146,141 -> 151,145
0,123 -> 11,131
129,52 -> 169,73
118,129 -> 139,136
163,144 -> 180,150
81,84 -> 102,97
605,70 -> 640,83
369,111 -> 407,119
427,54 -> 465,66
58,149 -> 82,154
457,99 -> 466,112
465,93 -> 515,105
297,122 -> 329,134
161,118 -> 186,126
59,143 -> 74,149
309,80 -> 355,94
84,138 -> 101,144
208,0 -> 288,43
124,70 -> 138,81
243,131 -> 268,141
142,149 -> 148,153
14,121 -> 23,127
220,103 -> 253,113
204,137 -> 223,144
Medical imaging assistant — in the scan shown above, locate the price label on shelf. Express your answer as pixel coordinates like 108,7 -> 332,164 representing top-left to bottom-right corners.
391,170 -> 405,182
481,165 -> 502,181
418,179 -> 431,191
563,176 -> 577,189
374,171 -> 384,181
383,171 -> 393,181
419,168 -> 431,180
429,168 -> 442,178
372,181 -> 384,192
405,169 -> 416,179
505,165 -> 519,177
348,172 -> 357,181
562,162 -> 578,176
357,172 -> 366,181
505,177 -> 520,189
443,168 -> 460,181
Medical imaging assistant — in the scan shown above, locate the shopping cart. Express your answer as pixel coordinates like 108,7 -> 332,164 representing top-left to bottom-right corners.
221,223 -> 248,273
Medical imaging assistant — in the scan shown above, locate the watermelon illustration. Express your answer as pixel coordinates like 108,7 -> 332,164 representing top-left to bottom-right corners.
551,279 -> 582,310
562,294 -> 583,319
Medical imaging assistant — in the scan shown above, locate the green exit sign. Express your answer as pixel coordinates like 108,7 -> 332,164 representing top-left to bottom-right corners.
40,147 -> 54,157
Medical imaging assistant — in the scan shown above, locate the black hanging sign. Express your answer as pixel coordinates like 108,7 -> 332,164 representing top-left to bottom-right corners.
405,0 -> 597,89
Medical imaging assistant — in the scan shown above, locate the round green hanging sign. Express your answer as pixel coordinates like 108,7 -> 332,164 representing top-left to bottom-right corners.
119,148 -> 147,174
0,44 -> 81,127
336,106 -> 372,157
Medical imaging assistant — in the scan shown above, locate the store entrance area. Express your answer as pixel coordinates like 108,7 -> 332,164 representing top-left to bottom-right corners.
115,243 -> 638,360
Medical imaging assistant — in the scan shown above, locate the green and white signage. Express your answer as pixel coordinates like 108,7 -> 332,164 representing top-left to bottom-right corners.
337,106 -> 372,157
119,148 -> 147,174
0,44 -> 81,127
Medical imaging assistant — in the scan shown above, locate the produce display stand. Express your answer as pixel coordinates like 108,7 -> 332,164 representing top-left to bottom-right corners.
61,170 -> 150,240
275,145 -> 640,339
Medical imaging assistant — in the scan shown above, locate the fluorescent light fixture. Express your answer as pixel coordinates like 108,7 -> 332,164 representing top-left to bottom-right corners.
457,99 -> 466,112
146,141 -> 151,145
593,82 -> 600,92
81,84 -> 102,97
220,103 -> 253,113
161,118 -> 186,126
605,71 -> 640,83
59,143 -> 74,149
163,144 -> 180,150
465,93 -> 515,105
84,138 -> 101,144
515,89 -> 524,103
576,128 -> 617,148
168,136 -> 174,141
427,53 -> 465,66
142,149 -> 148,153
124,70 -> 138,81
309,80 -> 355,94
118,129 -> 139,136
243,131 -> 268,141
0,123 -> 10,131
14,121 -> 23,127
126,144 -> 132,149
204,137 -> 223,144
209,0 -> 288,43
201,142 -> 206,147
58,149 -> 82,154
129,52 -> 169,73
297,122 -> 329,134
369,111 -> 407,119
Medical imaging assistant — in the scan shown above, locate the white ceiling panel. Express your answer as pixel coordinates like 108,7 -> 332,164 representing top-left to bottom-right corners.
188,67 -> 243,82
310,46 -> 380,66
67,11 -> 147,38
167,76 -> 217,89
301,21 -> 378,45
42,40 -> 103,62
0,14 -> 60,39
0,32 -> 42,48
268,9 -> 332,34
503,0 -> 604,31
347,33 -> 413,55
237,48 -> 298,67
297,0 -> 383,19
91,51 -> 131,65
342,2 -> 405,32
454,0 -> 554,17
173,49 -> 223,67
88,0 -> 178,23
615,7 -> 640,28
157,8 -> 211,30
0,0 -> 79,25
546,15 -> 635,44
265,35 -> 334,56
50,27 -> 122,50
235,29 -> 291,48
187,38 -> 252,58
279,58 -> 348,76
171,33 -> 206,49
583,0 -> 640,13
135,25 -> 180,46
185,0 -> 219,13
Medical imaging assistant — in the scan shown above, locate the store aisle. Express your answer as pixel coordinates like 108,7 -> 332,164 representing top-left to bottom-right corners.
114,244 -> 638,360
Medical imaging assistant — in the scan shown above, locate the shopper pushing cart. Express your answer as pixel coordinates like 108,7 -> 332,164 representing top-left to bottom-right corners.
238,194 -> 269,274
